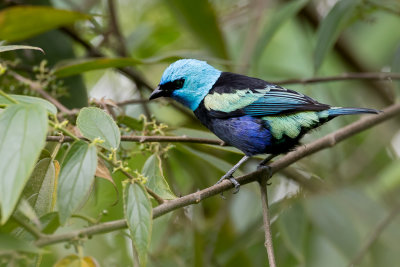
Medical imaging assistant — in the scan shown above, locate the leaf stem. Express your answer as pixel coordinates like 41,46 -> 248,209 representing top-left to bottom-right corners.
13,215 -> 43,239
0,90 -> 18,104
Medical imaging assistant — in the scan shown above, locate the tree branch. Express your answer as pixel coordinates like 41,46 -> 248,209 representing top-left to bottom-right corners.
35,102 -> 400,247
7,70 -> 75,115
46,135 -> 226,146
273,72 -> 400,85
258,178 -> 276,267
13,215 -> 44,239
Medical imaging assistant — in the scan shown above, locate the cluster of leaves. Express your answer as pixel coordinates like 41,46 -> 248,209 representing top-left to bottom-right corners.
0,46 -> 176,265
0,0 -> 400,266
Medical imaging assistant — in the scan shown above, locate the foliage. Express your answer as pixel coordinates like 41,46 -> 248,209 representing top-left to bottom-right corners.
0,0 -> 400,266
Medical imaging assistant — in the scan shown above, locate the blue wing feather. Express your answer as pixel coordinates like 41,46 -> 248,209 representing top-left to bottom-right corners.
206,72 -> 330,118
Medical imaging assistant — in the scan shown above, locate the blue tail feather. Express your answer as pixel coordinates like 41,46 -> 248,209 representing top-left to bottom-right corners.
327,107 -> 380,117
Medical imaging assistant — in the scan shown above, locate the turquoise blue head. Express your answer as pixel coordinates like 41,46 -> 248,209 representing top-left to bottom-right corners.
149,59 -> 222,110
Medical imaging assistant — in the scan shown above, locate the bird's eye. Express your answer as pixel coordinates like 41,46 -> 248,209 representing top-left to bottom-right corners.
160,78 -> 185,92
173,78 -> 185,89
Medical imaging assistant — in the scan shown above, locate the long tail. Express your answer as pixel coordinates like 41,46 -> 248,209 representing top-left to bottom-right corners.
327,107 -> 380,117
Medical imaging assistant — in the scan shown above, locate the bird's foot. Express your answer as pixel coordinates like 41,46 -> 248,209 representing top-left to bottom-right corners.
257,165 -> 273,185
215,173 -> 241,195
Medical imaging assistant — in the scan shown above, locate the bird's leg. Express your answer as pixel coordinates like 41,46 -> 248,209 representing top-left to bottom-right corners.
258,154 -> 276,168
216,155 -> 250,194
257,154 -> 276,185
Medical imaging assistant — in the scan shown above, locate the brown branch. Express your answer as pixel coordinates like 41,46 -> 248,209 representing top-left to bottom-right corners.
7,70 -> 75,115
116,99 -> 150,106
107,0 -> 128,57
35,102 -> 400,247
46,135 -> 226,146
273,72 -> 400,85
258,178 -> 276,267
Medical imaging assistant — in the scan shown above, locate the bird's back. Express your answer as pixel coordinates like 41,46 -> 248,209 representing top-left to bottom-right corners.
194,72 -> 378,156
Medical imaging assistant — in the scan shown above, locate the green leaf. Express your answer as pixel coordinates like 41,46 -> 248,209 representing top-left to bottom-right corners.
0,6 -> 89,42
253,0 -> 309,64
77,107 -> 121,150
117,115 -> 144,131
161,0 -> 228,59
314,0 -> 362,71
57,141 -> 97,224
0,104 -> 48,224
0,94 -> 57,115
142,155 -> 176,200
0,45 -> 44,54
277,201 -> 308,263
124,182 -> 152,267
0,233 -> 41,254
304,189 -> 361,259
54,57 -> 142,78
23,158 -> 57,217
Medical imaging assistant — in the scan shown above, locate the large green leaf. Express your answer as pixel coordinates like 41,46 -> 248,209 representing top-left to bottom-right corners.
304,190 -> 361,259
54,58 -> 142,78
142,155 -> 176,200
314,0 -> 362,71
253,0 -> 309,65
57,141 -> 97,224
0,94 -> 57,115
161,0 -> 228,59
77,107 -> 121,151
277,201 -> 308,263
0,6 -> 89,42
0,45 -> 44,54
0,104 -> 48,224
23,158 -> 57,217
124,182 -> 152,267
0,233 -> 41,254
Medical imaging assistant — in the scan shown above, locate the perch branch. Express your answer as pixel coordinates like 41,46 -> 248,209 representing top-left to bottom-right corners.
258,178 -> 276,267
35,102 -> 400,247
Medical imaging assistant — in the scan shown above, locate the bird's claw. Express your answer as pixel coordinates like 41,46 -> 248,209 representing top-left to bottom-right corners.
229,177 -> 240,194
216,174 -> 241,196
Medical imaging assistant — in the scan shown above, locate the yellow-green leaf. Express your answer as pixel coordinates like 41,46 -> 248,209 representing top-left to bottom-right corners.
0,6 -> 89,42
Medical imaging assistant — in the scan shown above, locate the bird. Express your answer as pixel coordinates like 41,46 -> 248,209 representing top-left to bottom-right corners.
149,59 -> 379,193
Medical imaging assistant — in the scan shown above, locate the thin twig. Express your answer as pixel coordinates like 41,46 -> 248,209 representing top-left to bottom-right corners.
116,99 -> 150,106
13,215 -> 43,239
348,204 -> 400,267
46,135 -> 226,146
7,70 -> 74,115
34,102 -> 400,247
258,178 -> 276,267
273,72 -> 400,85
107,0 -> 128,57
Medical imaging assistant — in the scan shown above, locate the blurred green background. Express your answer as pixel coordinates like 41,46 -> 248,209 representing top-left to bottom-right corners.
1,0 -> 400,266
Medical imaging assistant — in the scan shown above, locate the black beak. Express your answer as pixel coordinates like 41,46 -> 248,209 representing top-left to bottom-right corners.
149,86 -> 164,100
